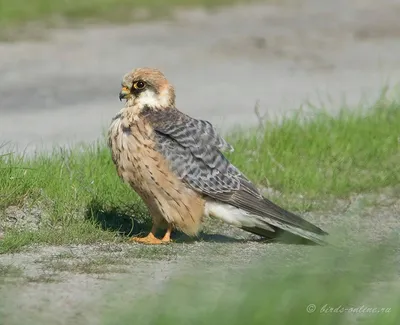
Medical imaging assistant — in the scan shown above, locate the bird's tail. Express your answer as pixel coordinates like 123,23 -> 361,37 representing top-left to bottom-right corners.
205,200 -> 327,245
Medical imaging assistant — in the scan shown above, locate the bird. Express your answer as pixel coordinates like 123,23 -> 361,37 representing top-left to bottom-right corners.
107,67 -> 328,245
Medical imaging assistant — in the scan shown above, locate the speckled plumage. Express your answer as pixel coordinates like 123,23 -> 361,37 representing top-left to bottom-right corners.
108,67 -> 328,244
108,105 -> 205,236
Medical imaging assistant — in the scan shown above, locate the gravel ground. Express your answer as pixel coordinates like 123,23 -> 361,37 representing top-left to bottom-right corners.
0,190 -> 399,325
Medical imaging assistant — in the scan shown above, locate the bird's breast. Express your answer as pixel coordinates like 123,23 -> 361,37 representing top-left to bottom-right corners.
108,112 -> 206,233
108,114 -> 158,188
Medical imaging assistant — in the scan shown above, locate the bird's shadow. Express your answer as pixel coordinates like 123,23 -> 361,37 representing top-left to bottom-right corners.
85,199 -> 152,237
85,199 -> 242,243
85,200 -> 319,246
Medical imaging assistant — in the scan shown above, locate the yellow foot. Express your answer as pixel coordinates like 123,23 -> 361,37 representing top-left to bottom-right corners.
129,233 -> 168,245
160,225 -> 173,243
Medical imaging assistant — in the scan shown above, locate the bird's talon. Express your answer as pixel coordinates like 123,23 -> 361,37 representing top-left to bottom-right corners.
129,235 -> 164,245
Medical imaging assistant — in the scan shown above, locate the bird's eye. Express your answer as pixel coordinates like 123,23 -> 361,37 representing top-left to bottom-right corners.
133,81 -> 145,90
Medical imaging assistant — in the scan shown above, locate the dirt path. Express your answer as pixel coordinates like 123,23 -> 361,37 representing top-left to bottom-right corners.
0,190 -> 399,324
1,0 -> 400,152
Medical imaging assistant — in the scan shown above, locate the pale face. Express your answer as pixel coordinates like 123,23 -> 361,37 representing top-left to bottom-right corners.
118,68 -> 176,108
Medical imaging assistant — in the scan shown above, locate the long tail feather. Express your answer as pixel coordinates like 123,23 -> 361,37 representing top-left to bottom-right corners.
205,200 -> 327,245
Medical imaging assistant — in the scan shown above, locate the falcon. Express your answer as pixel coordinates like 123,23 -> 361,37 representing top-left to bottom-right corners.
108,67 -> 327,245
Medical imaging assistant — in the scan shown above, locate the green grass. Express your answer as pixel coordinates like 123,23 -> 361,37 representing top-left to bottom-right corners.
0,100 -> 399,252
101,239 -> 400,325
0,0 -> 256,31
226,100 -> 400,198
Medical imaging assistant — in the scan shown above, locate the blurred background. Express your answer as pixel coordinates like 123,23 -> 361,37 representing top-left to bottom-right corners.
1,0 -> 400,151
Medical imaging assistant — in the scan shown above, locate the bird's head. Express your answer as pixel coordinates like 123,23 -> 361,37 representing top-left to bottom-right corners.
119,67 -> 176,109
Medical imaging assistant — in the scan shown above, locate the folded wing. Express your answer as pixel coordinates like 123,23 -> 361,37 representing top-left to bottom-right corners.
142,107 -> 327,244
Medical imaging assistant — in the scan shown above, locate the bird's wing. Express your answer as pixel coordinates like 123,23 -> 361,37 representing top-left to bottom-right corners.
142,107 -> 327,243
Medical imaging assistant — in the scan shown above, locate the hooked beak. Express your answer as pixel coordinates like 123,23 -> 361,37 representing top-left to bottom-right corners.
119,86 -> 130,101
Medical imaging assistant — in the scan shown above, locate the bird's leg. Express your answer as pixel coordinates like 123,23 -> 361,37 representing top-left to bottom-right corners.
161,224 -> 173,243
129,225 -> 165,245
